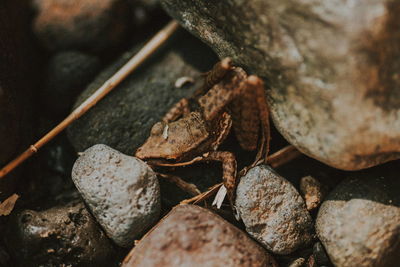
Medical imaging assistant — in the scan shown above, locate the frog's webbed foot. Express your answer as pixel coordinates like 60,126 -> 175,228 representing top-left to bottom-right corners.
162,98 -> 190,123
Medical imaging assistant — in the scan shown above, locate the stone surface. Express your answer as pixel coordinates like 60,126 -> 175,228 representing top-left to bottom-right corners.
4,201 -> 116,267
161,0 -> 400,170
300,176 -> 325,211
316,164 -> 400,267
72,144 -> 161,247
32,0 -> 130,52
0,0 -> 37,200
67,30 -> 217,155
312,242 -> 330,266
42,51 -> 101,115
235,165 -> 313,255
122,205 -> 278,267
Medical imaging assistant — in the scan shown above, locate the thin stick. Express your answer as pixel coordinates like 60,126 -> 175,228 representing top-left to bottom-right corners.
180,145 -> 301,204
0,20 -> 180,179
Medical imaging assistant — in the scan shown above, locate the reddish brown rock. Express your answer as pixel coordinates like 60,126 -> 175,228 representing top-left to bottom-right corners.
161,0 -> 400,170
122,205 -> 278,267
32,0 -> 130,52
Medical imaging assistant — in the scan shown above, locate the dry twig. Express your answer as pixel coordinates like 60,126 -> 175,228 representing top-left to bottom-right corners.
0,20 -> 180,179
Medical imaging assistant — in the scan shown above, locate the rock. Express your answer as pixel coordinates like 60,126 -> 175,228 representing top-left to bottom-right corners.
32,0 -> 130,52
4,201 -> 116,267
72,144 -> 161,247
235,165 -> 313,255
312,242 -> 330,266
0,0 -> 37,200
161,0 -> 400,170
288,258 -> 306,267
0,245 -> 10,267
300,176 -> 325,211
67,30 -> 217,155
316,165 -> 400,267
42,51 -> 101,116
122,205 -> 278,267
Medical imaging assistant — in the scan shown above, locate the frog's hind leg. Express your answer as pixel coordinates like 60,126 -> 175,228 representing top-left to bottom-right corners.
162,98 -> 190,123
194,57 -> 233,98
233,76 -> 270,167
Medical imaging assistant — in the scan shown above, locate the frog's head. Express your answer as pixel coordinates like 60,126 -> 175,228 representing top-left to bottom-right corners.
135,112 -> 208,162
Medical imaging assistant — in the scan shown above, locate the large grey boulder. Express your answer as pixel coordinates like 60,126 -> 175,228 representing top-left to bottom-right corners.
161,0 -> 400,170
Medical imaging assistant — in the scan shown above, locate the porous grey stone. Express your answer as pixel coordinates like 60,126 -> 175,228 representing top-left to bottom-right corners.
161,0 -> 400,170
316,165 -> 400,267
72,144 -> 161,247
235,165 -> 313,255
122,205 -> 278,267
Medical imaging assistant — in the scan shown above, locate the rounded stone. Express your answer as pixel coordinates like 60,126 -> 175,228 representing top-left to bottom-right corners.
71,144 -> 161,247
316,168 -> 400,267
42,51 -> 101,115
32,0 -> 130,52
4,201 -> 116,267
122,205 -> 278,267
235,165 -> 313,255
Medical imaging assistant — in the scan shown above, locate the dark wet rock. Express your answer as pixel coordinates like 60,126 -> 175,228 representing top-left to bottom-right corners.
316,166 -> 400,267
313,242 -> 330,266
0,245 -> 10,267
122,204 -> 278,267
72,144 -> 161,247
32,0 -> 130,52
161,0 -> 400,170
67,30 -> 217,155
235,165 -> 313,255
300,176 -> 325,211
4,201 -> 116,267
42,51 -> 101,115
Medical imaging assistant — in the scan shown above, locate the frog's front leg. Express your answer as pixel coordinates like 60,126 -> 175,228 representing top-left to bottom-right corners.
201,151 -> 237,209
162,98 -> 190,123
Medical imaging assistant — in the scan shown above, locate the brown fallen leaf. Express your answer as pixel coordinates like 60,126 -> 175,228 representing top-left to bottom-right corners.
0,193 -> 19,216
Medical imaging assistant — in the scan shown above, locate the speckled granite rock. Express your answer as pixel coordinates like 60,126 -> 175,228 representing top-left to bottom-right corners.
316,166 -> 400,267
161,0 -> 400,170
122,205 -> 278,267
67,30 -> 217,155
72,144 -> 161,247
4,201 -> 116,267
235,165 -> 313,255
32,0 -> 130,51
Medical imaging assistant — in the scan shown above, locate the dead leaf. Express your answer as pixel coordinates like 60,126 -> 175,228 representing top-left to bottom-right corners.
0,193 -> 19,216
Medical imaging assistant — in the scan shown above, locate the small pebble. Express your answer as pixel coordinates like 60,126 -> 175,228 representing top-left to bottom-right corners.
288,257 -> 306,267
32,0 -> 130,51
316,170 -> 400,267
122,205 -> 278,267
72,144 -> 161,247
300,176 -> 324,210
4,201 -> 116,266
235,165 -> 314,255
313,242 -> 330,265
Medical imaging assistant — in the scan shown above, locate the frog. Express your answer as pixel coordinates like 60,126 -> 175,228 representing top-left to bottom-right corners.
135,58 -> 270,209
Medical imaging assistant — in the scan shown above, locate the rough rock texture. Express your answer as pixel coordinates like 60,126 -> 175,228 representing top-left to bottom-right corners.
72,144 -> 161,247
300,176 -> 325,211
0,0 -> 37,200
32,0 -> 130,52
4,201 -> 116,267
316,165 -> 400,267
67,30 -> 217,155
42,51 -> 101,115
161,0 -> 400,170
235,165 -> 313,255
122,205 -> 278,267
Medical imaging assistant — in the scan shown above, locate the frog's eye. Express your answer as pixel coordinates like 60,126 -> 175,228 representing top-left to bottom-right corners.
150,122 -> 165,136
